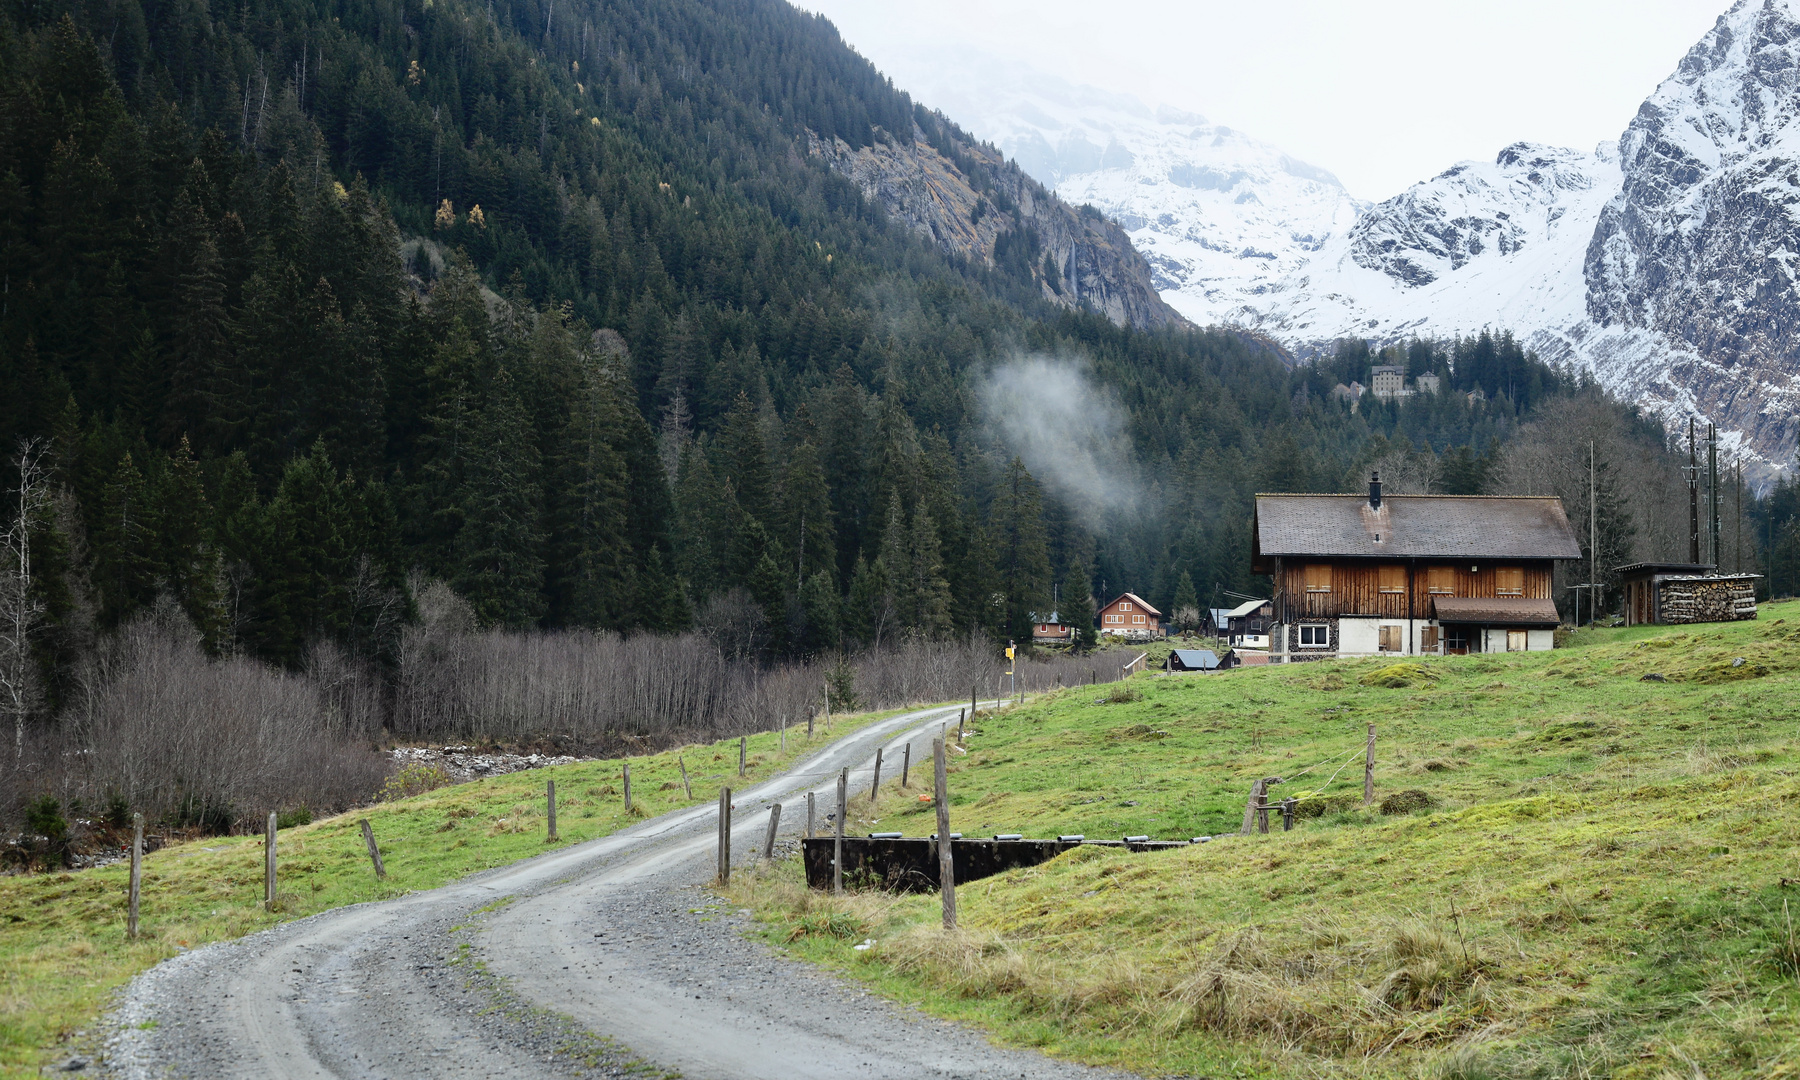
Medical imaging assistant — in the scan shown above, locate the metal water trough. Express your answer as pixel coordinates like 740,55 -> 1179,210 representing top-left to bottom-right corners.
801,835 -> 1198,892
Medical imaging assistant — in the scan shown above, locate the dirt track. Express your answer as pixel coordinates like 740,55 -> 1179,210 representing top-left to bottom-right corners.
101,705 -> 1141,1080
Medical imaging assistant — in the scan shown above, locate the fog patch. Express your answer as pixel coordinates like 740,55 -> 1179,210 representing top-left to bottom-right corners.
978,357 -> 1141,527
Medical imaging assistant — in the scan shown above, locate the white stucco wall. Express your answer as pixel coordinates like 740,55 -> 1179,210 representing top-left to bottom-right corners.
1528,628 -> 1555,651
1338,617 -> 1379,655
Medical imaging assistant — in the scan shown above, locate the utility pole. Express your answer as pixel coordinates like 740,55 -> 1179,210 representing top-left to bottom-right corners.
1589,441 -> 1598,626
1688,419 -> 1700,564
1709,422 -> 1720,568
1736,458 -> 1743,573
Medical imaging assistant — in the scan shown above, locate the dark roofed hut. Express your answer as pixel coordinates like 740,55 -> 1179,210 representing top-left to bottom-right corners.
1618,563 -> 1760,625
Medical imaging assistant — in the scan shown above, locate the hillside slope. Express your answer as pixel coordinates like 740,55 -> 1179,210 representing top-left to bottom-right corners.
736,606 -> 1800,1078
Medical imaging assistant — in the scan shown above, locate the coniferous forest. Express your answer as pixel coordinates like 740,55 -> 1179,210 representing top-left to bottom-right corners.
0,0 -> 1774,832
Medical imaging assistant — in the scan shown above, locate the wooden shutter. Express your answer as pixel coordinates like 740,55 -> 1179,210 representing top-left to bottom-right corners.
1421,626 -> 1439,649
1305,564 -> 1332,593
1379,625 -> 1402,652
1378,565 -> 1405,594
1495,567 -> 1524,595
1426,566 -> 1455,594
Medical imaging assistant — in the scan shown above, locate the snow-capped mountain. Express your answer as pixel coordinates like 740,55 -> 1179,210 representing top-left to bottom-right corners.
873,48 -> 1365,326
1245,142 -> 1621,355
1246,0 -> 1800,472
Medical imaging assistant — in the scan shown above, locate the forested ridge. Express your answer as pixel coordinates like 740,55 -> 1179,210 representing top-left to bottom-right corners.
2,0 -> 1768,838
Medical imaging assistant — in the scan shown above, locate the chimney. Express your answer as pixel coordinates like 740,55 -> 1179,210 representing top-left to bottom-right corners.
1368,471 -> 1382,509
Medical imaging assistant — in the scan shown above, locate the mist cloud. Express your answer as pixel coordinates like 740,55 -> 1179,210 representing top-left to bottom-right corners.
977,356 -> 1142,527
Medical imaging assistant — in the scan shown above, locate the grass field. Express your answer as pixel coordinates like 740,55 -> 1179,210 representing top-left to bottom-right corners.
0,706 -> 908,1077
729,604 -> 1800,1079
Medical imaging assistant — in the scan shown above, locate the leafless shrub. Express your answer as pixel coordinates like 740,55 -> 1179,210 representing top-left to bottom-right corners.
49,601 -> 388,830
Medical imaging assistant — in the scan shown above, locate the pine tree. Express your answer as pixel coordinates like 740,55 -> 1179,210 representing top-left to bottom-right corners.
990,457 -> 1050,645
253,442 -> 354,664
798,569 -> 840,653
778,441 -> 835,588
1171,571 -> 1199,636
156,436 -> 225,648
453,368 -> 546,628
1061,563 -> 1096,652
908,506 -> 952,637
93,452 -> 159,628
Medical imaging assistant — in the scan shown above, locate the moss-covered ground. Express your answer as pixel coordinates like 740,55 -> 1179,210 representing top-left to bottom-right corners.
730,605 -> 1800,1079
0,706 -> 905,1076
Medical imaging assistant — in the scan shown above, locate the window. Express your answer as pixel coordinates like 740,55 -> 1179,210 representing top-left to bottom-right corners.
1298,624 -> 1329,647
1304,564 -> 1332,593
1120,602 -> 1132,612
1444,627 -> 1471,653
1426,566 -> 1455,594
1379,625 -> 1404,652
1132,614 -> 1145,624
1378,565 -> 1406,594
1507,630 -> 1528,652
1106,614 -> 1122,624
1495,566 -> 1525,596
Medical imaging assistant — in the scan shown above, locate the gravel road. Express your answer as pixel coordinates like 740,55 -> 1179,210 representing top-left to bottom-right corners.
99,705 -> 1142,1080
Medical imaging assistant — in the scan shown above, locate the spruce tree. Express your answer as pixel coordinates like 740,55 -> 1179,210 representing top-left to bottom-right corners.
453,368 -> 546,628
990,457 -> 1051,645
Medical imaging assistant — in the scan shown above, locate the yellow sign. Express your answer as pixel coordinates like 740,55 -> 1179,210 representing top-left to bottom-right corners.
1005,646 -> 1015,660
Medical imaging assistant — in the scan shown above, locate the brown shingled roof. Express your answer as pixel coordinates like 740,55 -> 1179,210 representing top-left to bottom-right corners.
1253,494 -> 1581,560
1431,596 -> 1561,626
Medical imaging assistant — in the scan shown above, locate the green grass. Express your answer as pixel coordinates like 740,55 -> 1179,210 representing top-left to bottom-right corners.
730,605 -> 1800,1079
0,705 -> 909,1076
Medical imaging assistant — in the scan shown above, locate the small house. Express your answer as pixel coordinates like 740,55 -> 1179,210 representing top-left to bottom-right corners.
1030,611 -> 1074,645
1166,649 -> 1222,672
1221,599 -> 1273,649
1618,563 -> 1760,625
1098,592 -> 1164,640
1253,473 -> 1583,659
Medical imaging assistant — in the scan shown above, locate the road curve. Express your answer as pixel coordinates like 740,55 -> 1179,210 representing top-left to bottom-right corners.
103,705 -> 1141,1080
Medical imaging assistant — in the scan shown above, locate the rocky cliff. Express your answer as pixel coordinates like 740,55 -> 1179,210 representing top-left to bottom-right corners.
808,119 -> 1187,331
1581,0 -> 1800,470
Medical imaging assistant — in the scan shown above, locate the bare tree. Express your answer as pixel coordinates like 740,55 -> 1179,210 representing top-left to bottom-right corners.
1,440 -> 48,764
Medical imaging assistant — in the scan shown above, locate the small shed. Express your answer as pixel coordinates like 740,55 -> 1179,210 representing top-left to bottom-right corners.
1166,649 -> 1222,672
1618,563 -> 1760,626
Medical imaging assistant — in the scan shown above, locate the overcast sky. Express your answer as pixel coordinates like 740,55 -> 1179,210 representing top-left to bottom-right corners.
798,0 -> 1733,200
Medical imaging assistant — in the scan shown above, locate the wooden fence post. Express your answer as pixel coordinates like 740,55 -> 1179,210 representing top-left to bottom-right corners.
823,683 -> 831,730
808,704 -> 815,739
1281,797 -> 1296,832
127,813 -> 142,940
834,768 -> 847,895
717,786 -> 731,885
970,685 -> 977,725
264,811 -> 277,910
623,763 -> 632,813
934,736 -> 956,930
679,755 -> 692,799
762,803 -> 782,860
780,714 -> 786,755
958,709 -> 965,743
870,747 -> 883,803
359,819 -> 386,879
739,736 -> 747,777
1239,778 -> 1266,835
901,743 -> 911,788
547,779 -> 558,841
805,791 -> 815,839
1364,723 -> 1377,807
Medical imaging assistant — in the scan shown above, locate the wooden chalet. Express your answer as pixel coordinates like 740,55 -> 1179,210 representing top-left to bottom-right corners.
1252,474 -> 1582,658
1098,592 -> 1164,640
